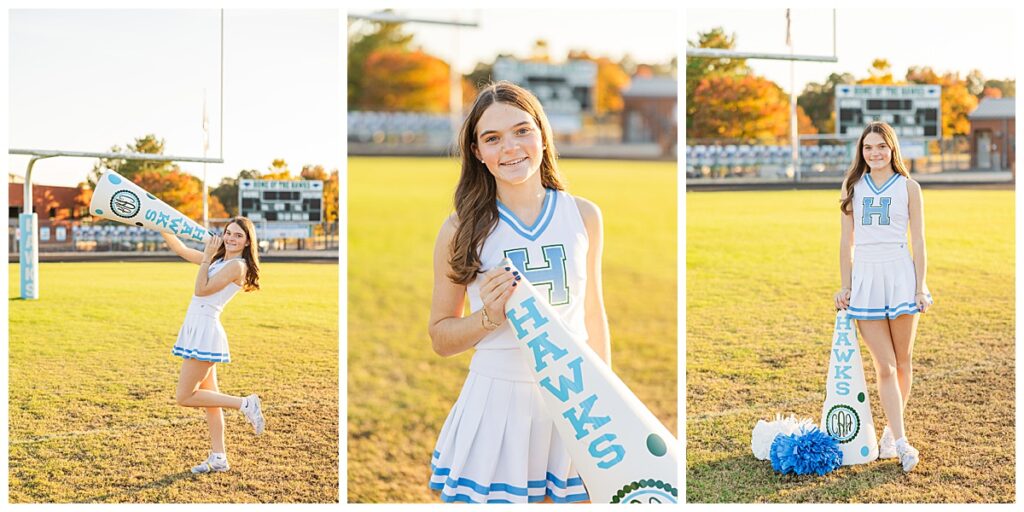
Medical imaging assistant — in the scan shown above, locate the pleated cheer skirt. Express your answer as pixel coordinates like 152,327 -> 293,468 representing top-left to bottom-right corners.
172,301 -> 231,363
847,243 -> 933,320
429,349 -> 589,503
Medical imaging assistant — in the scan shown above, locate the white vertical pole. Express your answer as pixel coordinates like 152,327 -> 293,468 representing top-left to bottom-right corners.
787,10 -> 800,182
203,90 -> 210,228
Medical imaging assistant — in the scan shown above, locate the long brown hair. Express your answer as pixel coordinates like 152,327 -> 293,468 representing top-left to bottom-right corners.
840,121 -> 910,215
214,216 -> 261,292
448,81 -> 565,284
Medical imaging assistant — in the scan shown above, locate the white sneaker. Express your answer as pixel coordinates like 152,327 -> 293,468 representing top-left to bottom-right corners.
191,453 -> 229,474
897,441 -> 920,472
879,425 -> 897,459
241,394 -> 265,435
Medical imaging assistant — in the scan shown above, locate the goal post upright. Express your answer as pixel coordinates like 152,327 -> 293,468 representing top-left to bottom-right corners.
9,148 -> 224,300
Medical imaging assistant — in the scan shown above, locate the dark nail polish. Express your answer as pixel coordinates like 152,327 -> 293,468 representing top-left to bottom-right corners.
512,282 -> 517,287
515,275 -> 521,281
504,266 -> 510,271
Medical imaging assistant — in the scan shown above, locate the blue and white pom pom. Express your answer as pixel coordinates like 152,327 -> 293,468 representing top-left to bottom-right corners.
769,425 -> 843,476
751,414 -> 813,461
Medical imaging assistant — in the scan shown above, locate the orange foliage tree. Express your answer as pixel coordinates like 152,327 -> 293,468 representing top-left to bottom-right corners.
301,164 -> 338,223
691,74 -> 816,144
133,169 -> 227,221
359,49 -> 450,113
906,66 -> 979,137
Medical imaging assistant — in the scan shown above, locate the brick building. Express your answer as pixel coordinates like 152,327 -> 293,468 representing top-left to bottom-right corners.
968,97 -> 1015,173
8,177 -> 88,249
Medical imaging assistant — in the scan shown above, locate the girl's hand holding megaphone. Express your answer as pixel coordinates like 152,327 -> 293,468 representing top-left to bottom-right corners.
202,235 -> 224,264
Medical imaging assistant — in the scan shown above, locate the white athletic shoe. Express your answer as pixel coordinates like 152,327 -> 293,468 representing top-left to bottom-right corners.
897,441 -> 920,472
191,453 -> 230,474
241,394 -> 265,435
879,425 -> 897,459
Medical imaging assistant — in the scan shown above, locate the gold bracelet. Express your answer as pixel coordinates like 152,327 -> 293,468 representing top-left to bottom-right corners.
480,308 -> 500,331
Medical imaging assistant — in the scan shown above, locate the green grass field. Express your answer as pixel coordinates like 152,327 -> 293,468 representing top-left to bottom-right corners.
348,156 -> 677,503
686,189 -> 1014,503
8,262 -> 338,503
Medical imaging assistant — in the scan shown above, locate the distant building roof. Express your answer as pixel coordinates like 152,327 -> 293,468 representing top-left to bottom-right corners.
622,77 -> 677,99
969,97 -> 1015,120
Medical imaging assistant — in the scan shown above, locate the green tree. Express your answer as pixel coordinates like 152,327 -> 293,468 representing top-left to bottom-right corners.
347,13 -> 415,110
211,169 -> 261,217
798,72 -> 855,134
88,134 -> 175,188
983,78 -> 1015,99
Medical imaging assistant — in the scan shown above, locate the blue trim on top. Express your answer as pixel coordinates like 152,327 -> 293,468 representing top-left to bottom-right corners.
865,173 -> 901,195
497,188 -> 557,241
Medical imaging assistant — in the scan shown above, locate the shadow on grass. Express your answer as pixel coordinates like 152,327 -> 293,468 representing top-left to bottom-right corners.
87,471 -> 194,503
687,454 -> 905,503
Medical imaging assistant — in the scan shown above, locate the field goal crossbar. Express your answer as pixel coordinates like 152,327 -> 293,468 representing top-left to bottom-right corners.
686,9 -> 838,182
9,148 -> 224,300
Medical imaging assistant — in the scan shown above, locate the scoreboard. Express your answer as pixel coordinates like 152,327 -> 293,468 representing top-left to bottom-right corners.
239,179 -> 323,223
835,85 -> 942,139
493,57 -> 597,134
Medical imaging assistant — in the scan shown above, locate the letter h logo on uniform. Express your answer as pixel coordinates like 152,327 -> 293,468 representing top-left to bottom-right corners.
505,245 -> 570,305
861,197 -> 891,226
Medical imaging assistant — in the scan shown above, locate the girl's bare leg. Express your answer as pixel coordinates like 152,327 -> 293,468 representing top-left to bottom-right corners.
199,364 -> 226,454
857,319 -> 906,440
888,313 -> 919,414
176,358 -> 243,410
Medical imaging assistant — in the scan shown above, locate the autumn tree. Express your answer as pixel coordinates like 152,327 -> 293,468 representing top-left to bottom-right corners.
906,66 -> 978,137
348,13 -> 415,110
568,49 -> 631,115
686,27 -> 751,134
263,159 -> 293,180
691,74 -> 816,144
858,59 -> 900,85
359,49 -> 450,113
133,169 -> 226,221
301,164 -> 338,223
88,134 -> 225,223
529,39 -> 551,63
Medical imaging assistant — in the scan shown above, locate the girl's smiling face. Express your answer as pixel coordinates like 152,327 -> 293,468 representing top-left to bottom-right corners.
862,132 -> 893,171
472,102 -> 545,187
222,222 -> 248,253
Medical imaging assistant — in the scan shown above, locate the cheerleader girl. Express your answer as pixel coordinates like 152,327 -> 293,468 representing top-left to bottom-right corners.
427,81 -> 610,503
162,217 -> 266,474
834,121 -> 932,472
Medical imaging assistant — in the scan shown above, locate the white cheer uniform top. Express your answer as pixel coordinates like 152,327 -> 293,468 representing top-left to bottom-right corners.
190,257 -> 244,314
467,188 -> 589,350
851,172 -> 909,246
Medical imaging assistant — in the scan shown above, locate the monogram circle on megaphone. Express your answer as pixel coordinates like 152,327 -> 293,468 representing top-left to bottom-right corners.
110,190 -> 141,219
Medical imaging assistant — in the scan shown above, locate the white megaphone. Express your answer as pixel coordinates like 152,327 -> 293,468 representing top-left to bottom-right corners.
89,170 -> 213,243
820,310 -> 878,465
503,265 -> 678,504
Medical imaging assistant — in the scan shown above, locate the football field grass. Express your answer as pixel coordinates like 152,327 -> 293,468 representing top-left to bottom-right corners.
348,156 -> 678,503
8,262 -> 338,503
687,188 -> 1014,503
